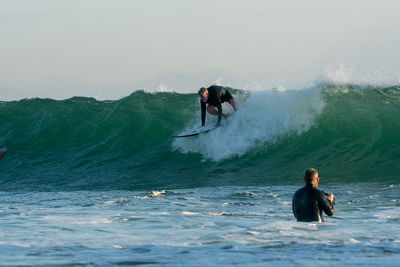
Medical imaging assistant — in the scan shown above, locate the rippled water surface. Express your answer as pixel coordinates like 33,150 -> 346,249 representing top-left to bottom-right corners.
1,184 -> 400,266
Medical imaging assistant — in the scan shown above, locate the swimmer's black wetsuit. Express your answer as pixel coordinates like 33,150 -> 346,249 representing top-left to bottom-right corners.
292,184 -> 334,222
201,86 -> 234,126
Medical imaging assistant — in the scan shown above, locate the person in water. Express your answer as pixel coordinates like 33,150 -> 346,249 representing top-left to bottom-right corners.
292,168 -> 335,222
198,85 -> 238,127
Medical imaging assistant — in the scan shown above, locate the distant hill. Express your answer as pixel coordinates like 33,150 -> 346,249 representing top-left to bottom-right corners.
0,70 -> 250,101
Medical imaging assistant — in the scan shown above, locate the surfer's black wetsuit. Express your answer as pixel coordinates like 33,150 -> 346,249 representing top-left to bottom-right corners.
292,184 -> 334,222
201,86 -> 234,126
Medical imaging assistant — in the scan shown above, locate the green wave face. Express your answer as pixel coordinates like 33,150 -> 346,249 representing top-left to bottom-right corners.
0,84 -> 399,191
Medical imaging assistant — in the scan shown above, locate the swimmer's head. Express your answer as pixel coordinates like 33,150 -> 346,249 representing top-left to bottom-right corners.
304,168 -> 319,185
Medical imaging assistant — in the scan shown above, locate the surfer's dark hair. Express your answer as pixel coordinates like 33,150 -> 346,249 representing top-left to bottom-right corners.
304,168 -> 318,183
198,87 -> 207,95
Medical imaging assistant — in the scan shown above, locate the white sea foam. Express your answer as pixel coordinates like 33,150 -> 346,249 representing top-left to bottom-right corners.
323,31 -> 400,87
173,86 -> 324,161
323,63 -> 400,87
132,190 -> 167,199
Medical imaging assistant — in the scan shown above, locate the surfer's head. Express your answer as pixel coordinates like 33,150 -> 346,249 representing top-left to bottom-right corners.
198,87 -> 209,102
304,168 -> 319,186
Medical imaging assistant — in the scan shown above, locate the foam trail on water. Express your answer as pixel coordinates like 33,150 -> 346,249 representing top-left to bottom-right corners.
172,87 -> 325,161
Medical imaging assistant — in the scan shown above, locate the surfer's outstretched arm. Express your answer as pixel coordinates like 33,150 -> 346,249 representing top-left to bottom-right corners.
216,105 -> 222,126
201,100 -> 206,126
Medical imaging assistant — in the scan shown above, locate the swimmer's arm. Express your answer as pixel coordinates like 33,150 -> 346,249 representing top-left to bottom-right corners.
320,192 -> 334,216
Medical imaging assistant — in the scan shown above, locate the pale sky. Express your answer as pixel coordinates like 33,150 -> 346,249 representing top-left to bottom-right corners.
1,0 -> 399,99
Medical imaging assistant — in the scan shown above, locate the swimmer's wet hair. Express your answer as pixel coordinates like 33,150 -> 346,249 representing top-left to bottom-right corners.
198,87 -> 207,95
304,168 -> 318,183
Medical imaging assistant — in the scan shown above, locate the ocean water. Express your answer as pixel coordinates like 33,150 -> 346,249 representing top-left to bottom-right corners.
1,83 -> 400,266
1,185 -> 400,266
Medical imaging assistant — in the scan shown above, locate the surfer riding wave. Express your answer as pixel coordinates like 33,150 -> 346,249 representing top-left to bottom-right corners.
198,86 -> 238,127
